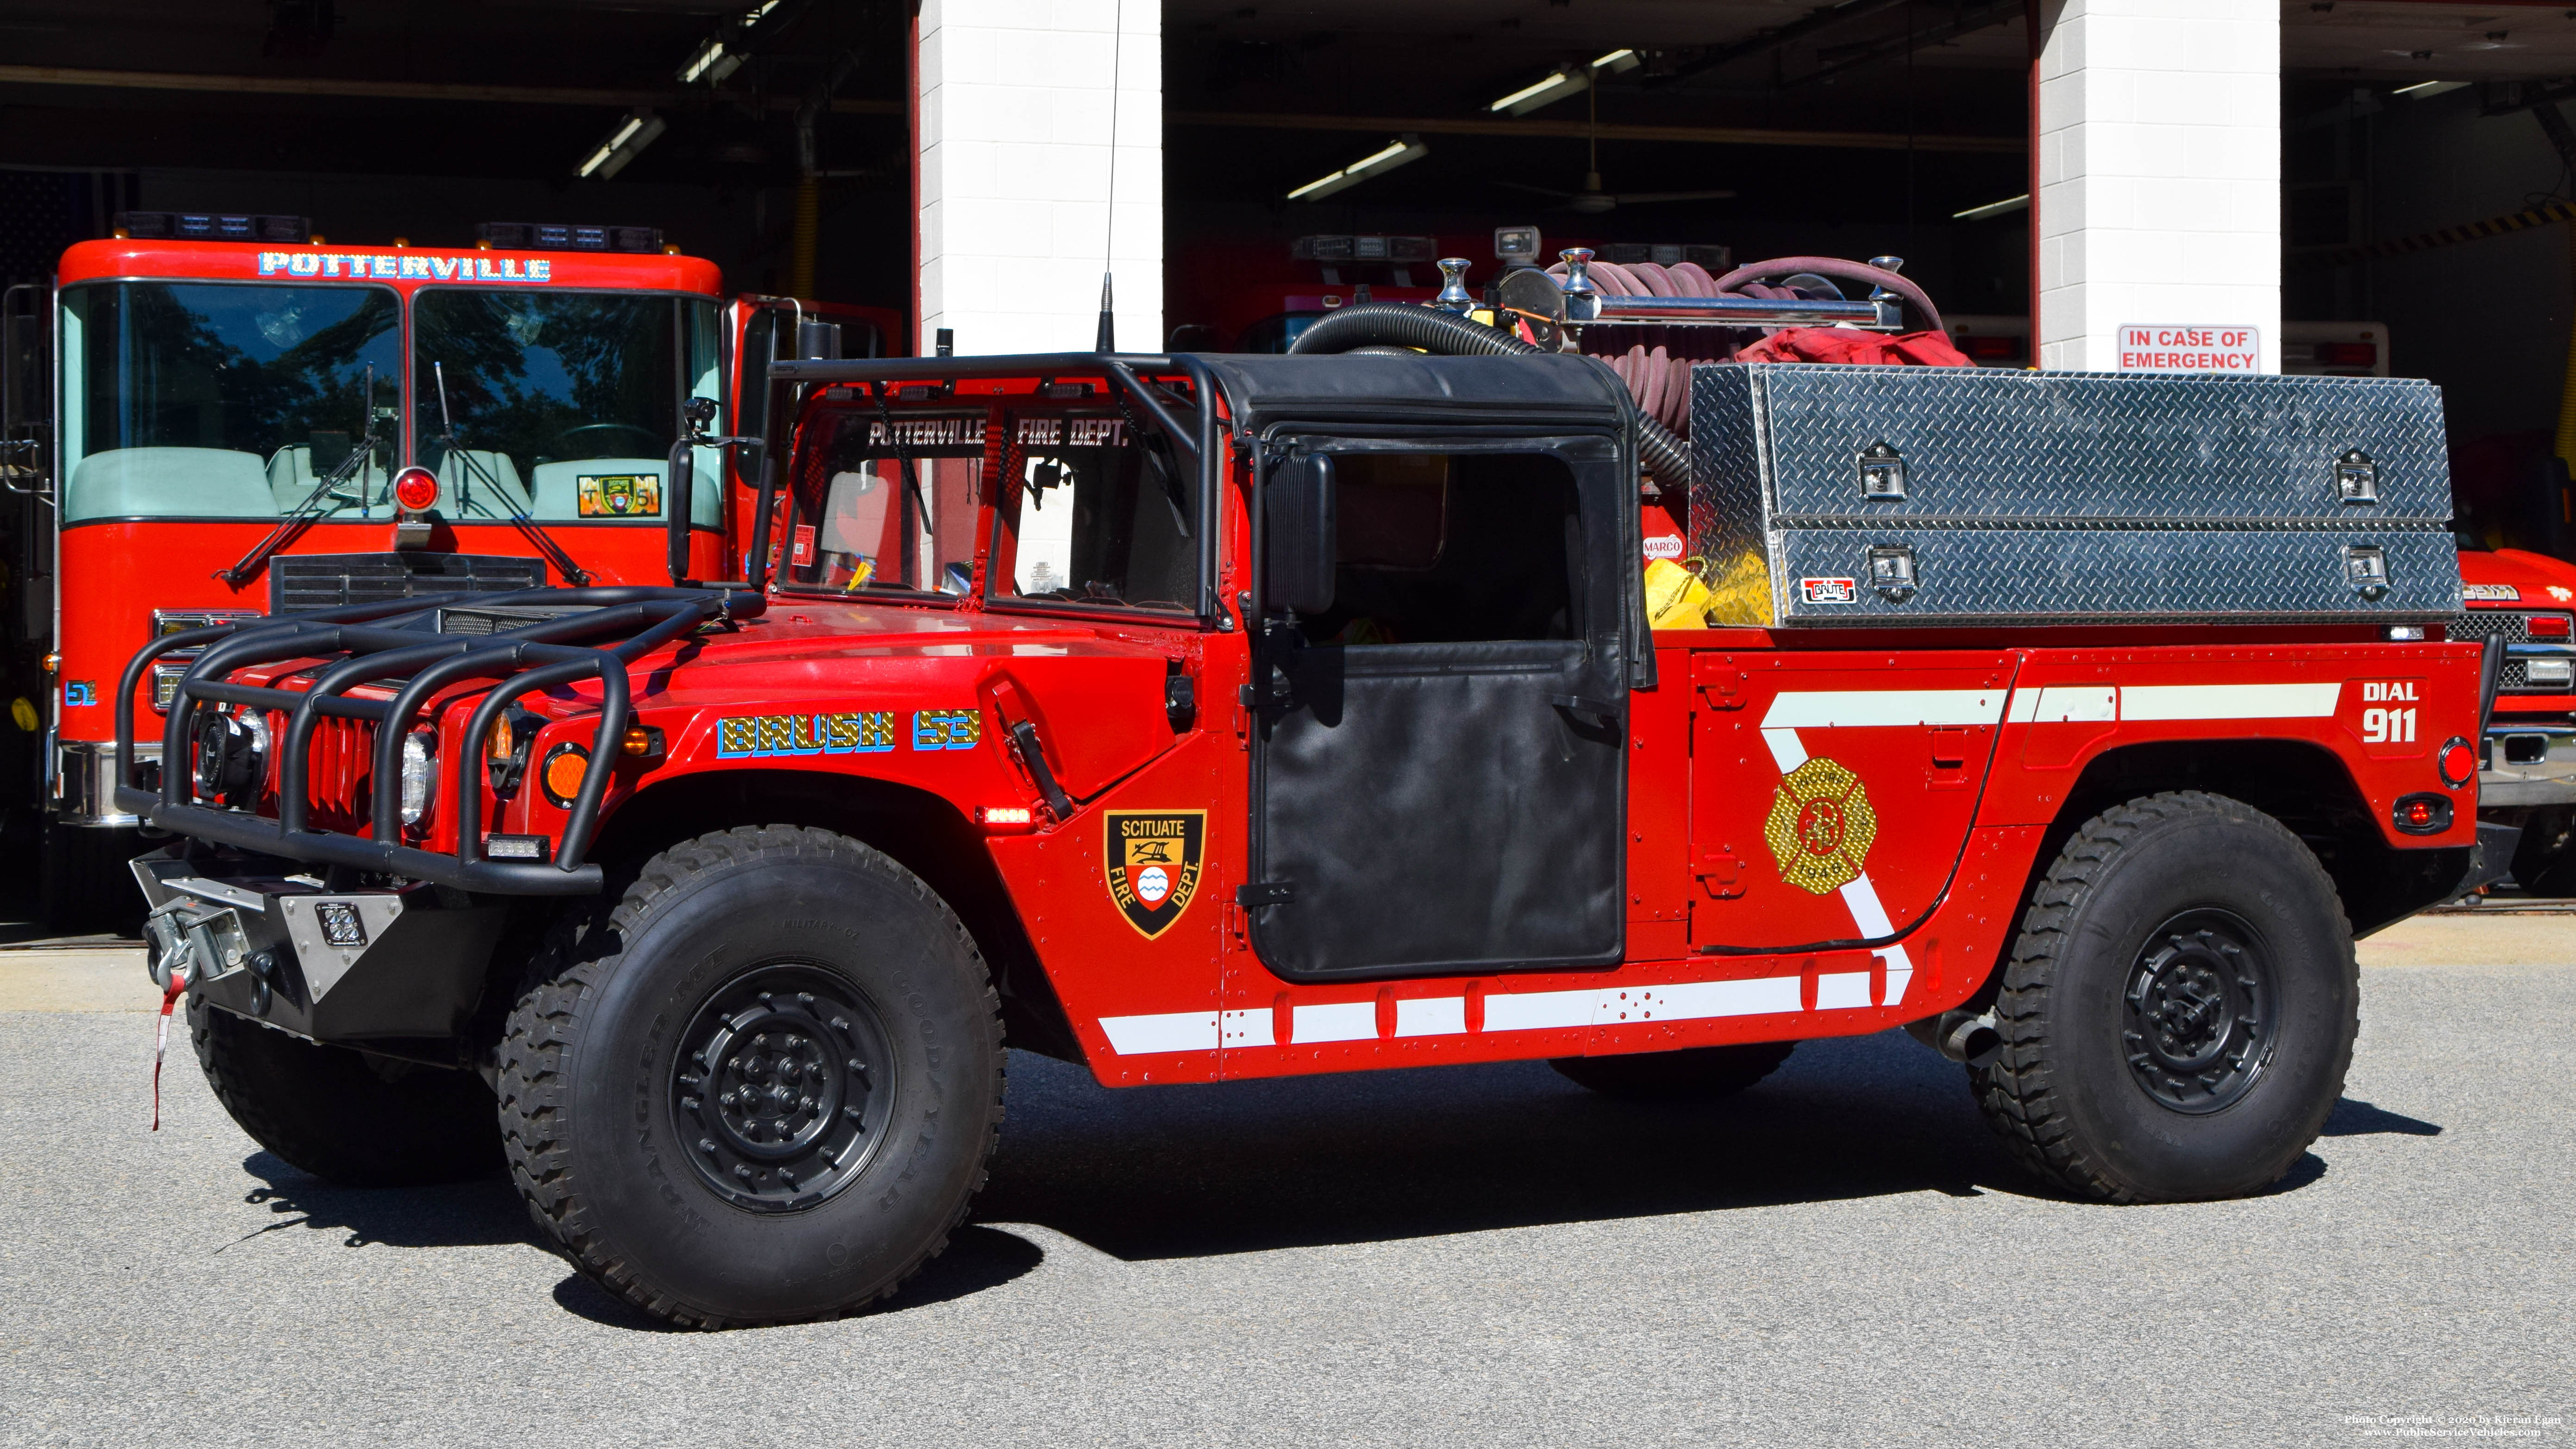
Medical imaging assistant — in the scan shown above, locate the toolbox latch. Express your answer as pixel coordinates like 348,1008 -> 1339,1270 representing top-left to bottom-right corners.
2343,544 -> 2390,601
2336,448 -> 2380,506
1857,441 -> 1907,501
1868,545 -> 1919,603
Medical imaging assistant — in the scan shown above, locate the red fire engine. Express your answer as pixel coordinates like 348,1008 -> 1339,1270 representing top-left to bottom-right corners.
33,212 -> 893,923
118,261 -> 2495,1328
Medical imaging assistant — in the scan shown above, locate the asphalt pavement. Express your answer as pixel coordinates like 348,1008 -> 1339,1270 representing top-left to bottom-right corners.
2,927 -> 2570,1448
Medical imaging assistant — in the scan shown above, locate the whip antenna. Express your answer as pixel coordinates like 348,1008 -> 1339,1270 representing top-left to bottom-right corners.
1095,0 -> 1122,352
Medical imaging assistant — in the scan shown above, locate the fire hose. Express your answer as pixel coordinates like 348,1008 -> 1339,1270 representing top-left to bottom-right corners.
1286,302 -> 1699,491
1287,257 -> 1958,493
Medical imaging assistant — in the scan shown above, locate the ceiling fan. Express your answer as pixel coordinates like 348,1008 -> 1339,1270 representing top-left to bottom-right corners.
1493,83 -> 1736,214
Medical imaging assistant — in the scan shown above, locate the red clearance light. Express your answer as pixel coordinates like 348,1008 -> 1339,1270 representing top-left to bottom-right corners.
2527,614 -> 2572,640
2312,341 -> 2378,367
2438,737 -> 2478,789
393,467 -> 441,514
1960,335 -> 2023,361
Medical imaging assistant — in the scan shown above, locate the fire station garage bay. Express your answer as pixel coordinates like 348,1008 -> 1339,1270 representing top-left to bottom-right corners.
2,0 -> 2573,924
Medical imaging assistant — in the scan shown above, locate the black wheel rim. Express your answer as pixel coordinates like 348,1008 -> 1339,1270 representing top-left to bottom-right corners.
2121,908 -> 2279,1115
672,964 -> 896,1212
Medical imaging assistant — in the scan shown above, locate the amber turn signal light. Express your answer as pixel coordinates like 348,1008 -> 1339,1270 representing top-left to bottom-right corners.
539,743 -> 590,808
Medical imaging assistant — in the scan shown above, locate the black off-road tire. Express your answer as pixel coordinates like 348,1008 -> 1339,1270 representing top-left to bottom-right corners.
189,998 -> 502,1186
496,825 -> 1005,1329
1973,791 -> 2358,1203
1550,1041 -> 1796,1100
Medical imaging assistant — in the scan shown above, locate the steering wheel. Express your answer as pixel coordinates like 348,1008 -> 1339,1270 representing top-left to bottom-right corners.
543,422 -> 667,458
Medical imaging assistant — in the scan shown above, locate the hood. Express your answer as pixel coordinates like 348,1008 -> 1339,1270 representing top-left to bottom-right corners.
620,597 -> 1191,800
2460,547 -> 2576,608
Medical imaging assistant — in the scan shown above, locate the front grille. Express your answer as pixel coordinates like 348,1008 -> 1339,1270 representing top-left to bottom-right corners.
2454,609 -> 2576,692
288,712 -> 376,834
270,554 -> 547,613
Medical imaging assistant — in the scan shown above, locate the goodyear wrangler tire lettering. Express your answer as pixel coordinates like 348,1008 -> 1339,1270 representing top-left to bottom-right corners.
494,825 -> 1004,1328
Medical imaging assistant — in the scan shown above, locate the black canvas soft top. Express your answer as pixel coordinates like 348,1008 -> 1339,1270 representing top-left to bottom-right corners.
1196,351 -> 1632,434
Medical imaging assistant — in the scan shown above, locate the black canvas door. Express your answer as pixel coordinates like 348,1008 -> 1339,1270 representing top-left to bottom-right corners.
1247,434 -> 1631,981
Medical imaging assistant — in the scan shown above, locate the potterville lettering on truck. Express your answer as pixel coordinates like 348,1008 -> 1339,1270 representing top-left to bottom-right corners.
256,251 -> 558,281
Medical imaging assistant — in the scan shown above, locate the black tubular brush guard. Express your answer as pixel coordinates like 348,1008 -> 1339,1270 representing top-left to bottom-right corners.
114,585 -> 763,895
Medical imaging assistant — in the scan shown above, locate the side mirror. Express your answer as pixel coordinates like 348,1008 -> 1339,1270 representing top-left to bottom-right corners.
1264,452 -> 1336,615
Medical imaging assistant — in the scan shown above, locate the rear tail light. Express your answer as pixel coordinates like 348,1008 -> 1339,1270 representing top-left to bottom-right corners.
2438,737 -> 2478,788
1958,334 -> 2023,361
2393,792 -> 2452,834
2312,341 -> 2378,367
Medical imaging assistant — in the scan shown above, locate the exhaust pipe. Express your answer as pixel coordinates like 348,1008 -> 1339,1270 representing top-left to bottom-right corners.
1905,1009 -> 2004,1070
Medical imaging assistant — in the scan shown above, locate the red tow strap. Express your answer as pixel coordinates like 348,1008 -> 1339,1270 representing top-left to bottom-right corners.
152,968 -> 188,1132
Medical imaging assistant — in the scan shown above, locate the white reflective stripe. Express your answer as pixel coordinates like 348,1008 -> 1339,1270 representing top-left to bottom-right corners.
1762,727 -> 1807,774
1393,996 -> 1466,1037
1762,689 -> 2010,730
2005,688 -> 2040,723
1481,987 -> 1595,1033
2119,682 -> 2339,721
1291,1000 -> 1377,1044
1817,972 -> 1873,1010
2032,685 -> 2118,722
1601,975 -> 1802,1022
1098,1010 -> 1217,1055
1107,972 -> 1885,1055
1839,873 -> 1915,1006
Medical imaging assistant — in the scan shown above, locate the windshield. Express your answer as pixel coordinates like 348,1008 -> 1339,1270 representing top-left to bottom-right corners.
781,407 -> 982,596
413,289 -> 722,526
59,282 -> 399,523
988,404 -> 1196,611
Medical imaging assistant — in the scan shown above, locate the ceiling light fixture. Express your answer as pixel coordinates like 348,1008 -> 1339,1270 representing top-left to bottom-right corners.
576,109 -> 667,180
1287,135 -> 1429,201
2393,79 -> 2469,98
1489,48 -> 1645,117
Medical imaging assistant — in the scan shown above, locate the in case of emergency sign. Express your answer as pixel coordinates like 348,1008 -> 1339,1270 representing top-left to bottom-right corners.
2117,325 -> 2261,373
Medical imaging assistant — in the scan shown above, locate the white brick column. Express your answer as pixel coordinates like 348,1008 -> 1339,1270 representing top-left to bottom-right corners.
2034,0 -> 2279,372
915,0 -> 1162,358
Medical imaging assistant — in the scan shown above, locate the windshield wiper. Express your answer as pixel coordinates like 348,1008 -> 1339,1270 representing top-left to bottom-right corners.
219,364 -> 386,589
433,360 -> 592,587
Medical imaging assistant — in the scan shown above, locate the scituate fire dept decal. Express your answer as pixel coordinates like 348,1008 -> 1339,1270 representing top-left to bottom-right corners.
1762,757 -> 1879,895
1104,811 -> 1205,938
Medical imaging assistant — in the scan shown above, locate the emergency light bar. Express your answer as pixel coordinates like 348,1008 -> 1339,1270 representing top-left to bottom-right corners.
476,222 -> 664,254
116,212 -> 309,244
1555,248 -> 1901,332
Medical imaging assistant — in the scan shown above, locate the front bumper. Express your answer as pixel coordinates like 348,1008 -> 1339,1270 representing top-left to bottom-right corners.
133,848 -> 506,1044
50,739 -> 159,827
2481,722 -> 2576,807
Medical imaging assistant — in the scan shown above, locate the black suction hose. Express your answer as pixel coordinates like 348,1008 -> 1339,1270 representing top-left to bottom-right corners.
1288,303 -> 1693,491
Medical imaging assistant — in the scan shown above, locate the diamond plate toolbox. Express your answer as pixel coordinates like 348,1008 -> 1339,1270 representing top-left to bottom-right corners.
1689,363 -> 2460,624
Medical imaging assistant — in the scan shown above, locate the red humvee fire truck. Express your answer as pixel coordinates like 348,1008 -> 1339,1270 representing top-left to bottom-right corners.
117,261 -> 2496,1328
34,212 -> 893,923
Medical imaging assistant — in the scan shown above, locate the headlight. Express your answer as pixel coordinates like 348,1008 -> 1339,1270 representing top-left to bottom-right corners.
400,728 -> 438,826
